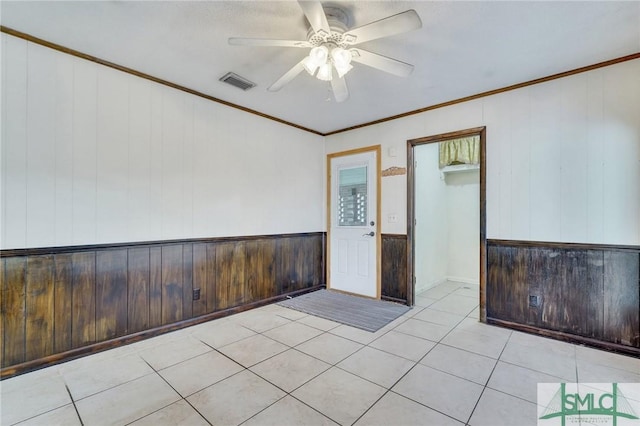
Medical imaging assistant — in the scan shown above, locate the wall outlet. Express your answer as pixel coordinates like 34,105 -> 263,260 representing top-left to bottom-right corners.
388,214 -> 398,223
193,288 -> 201,301
529,294 -> 540,307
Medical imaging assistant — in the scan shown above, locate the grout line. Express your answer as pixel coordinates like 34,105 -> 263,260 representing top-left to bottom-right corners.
136,358 -> 213,426
65,383 -> 85,426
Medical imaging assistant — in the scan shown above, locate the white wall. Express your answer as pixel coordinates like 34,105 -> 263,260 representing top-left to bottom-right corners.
446,171 -> 479,284
413,143 -> 480,291
325,58 -> 640,247
414,143 -> 447,290
0,35 -> 325,249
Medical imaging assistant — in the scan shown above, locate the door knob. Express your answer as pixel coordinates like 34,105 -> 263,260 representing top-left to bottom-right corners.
362,231 -> 375,237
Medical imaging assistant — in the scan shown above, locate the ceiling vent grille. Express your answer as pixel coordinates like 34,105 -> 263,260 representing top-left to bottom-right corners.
219,72 -> 256,91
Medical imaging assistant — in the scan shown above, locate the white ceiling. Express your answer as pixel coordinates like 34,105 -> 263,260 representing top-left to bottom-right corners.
2,1 -> 639,134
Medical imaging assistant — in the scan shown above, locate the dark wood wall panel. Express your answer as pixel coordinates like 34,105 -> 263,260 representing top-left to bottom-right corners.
1,232 -> 324,375
25,255 -> 55,362
127,247 -> 150,334
0,259 -> 5,366
245,240 -> 276,304
71,252 -> 96,349
95,250 -> 128,341
215,242 -> 246,310
381,234 -> 407,302
487,240 -> 639,354
161,245 -> 184,325
604,251 -> 640,347
3,257 -> 26,366
53,254 -> 73,353
149,247 -> 162,328
182,244 -> 193,321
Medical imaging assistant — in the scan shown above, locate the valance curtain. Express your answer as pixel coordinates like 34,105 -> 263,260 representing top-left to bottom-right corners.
439,135 -> 480,168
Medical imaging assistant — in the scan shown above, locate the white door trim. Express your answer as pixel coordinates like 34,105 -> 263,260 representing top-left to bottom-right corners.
326,145 -> 381,299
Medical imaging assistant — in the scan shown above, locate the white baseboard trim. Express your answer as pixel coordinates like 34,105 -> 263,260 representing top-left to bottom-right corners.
447,276 -> 479,286
415,277 -> 447,295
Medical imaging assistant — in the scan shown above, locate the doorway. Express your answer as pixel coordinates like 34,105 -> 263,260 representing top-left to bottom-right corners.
407,128 -> 486,321
327,146 -> 381,298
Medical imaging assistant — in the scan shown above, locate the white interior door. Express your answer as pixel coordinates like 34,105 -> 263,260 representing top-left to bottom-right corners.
328,149 -> 379,298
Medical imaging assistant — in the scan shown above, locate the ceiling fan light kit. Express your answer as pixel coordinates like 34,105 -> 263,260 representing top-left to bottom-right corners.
229,1 -> 422,102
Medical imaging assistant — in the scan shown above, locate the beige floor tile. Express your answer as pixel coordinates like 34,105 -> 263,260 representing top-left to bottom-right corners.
260,304 -> 309,320
218,334 -> 288,367
61,352 -> 154,400
15,403 -> 81,426
228,309 -> 292,333
467,307 -> 480,319
454,317 -> 512,339
158,350 -> 244,397
412,308 -> 466,327
369,330 -> 437,362
187,370 -> 285,425
575,345 -> 640,374
251,348 -> 330,392
337,347 -> 415,388
130,328 -> 192,352
297,315 -> 343,331
75,373 -> 180,426
138,335 -> 212,370
418,286 -> 453,300
500,340 -> 577,381
394,318 -> 453,342
452,286 -> 479,299
263,321 -> 324,347
469,388 -> 538,426
355,391 -> 463,426
393,364 -> 483,423
420,344 -> 497,385
508,331 -> 576,358
429,294 -> 478,316
129,400 -> 209,426
488,361 -> 565,403
292,367 -> 386,426
243,395 -> 338,426
402,306 -> 426,318
329,324 -> 385,345
576,359 -> 640,383
441,329 -> 508,359
190,320 -> 256,348
1,367 -> 71,425
296,333 -> 363,365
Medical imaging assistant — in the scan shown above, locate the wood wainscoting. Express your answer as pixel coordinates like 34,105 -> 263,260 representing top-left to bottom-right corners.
487,239 -> 639,356
381,234 -> 408,303
0,233 -> 324,378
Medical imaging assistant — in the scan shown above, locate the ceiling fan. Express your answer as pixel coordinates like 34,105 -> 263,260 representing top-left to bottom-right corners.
229,1 -> 422,102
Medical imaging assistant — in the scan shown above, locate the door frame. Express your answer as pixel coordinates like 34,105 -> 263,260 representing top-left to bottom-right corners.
406,127 -> 487,321
326,145 -> 382,299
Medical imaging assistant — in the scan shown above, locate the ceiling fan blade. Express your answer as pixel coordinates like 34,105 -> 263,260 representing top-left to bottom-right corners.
268,60 -> 306,92
350,48 -> 414,77
298,1 -> 331,36
343,10 -> 422,45
229,38 -> 311,48
331,75 -> 349,103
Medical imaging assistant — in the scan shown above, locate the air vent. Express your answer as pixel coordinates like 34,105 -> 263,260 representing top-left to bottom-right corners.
219,72 -> 256,91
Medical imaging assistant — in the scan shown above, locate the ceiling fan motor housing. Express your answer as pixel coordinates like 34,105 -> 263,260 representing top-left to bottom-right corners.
306,6 -> 351,47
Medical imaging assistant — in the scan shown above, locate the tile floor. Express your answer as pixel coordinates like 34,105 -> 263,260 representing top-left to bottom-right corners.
1,280 -> 639,425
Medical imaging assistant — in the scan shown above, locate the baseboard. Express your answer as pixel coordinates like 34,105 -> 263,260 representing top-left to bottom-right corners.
0,285 -> 324,380
415,277 -> 447,294
447,276 -> 479,286
487,317 -> 640,358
